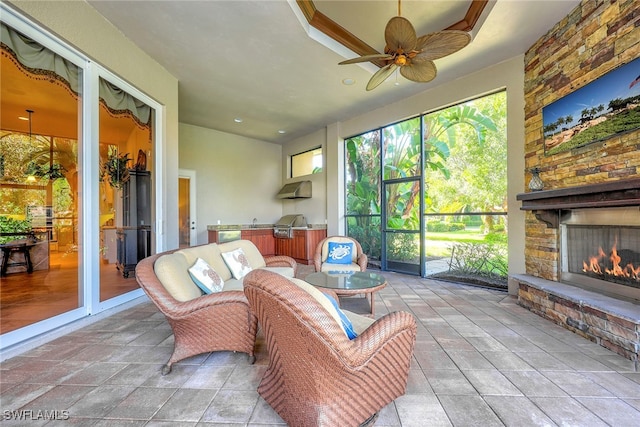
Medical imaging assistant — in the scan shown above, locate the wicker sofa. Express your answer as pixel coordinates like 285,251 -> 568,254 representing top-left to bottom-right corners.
243,269 -> 417,426
135,240 -> 297,374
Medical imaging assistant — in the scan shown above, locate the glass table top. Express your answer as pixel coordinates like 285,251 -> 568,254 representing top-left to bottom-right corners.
304,271 -> 386,290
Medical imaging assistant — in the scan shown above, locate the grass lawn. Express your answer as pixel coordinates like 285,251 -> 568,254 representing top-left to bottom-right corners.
425,228 -> 506,257
426,228 -> 486,243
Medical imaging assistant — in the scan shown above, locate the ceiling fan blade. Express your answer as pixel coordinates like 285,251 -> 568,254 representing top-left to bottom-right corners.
400,59 -> 437,83
366,63 -> 398,91
415,30 -> 471,61
339,53 -> 393,65
385,16 -> 417,53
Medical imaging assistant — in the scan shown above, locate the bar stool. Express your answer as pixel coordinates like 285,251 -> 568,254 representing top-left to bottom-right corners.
0,241 -> 35,276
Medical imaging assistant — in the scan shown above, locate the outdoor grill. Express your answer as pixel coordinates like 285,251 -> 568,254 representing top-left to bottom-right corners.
274,214 -> 307,239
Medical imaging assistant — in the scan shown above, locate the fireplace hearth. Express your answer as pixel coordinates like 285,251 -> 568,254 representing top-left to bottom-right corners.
517,180 -> 640,364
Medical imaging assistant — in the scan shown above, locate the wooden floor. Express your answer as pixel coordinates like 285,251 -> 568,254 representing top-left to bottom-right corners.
0,249 -> 139,334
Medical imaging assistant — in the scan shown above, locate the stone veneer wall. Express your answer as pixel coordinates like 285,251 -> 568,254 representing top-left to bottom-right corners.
523,0 -> 640,280
519,0 -> 640,362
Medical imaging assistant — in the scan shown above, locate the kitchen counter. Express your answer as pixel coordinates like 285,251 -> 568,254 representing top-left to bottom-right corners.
207,223 -> 327,230
207,224 -> 327,263
207,224 -> 273,231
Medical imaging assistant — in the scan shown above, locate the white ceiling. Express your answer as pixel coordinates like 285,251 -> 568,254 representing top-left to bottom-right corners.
85,0 -> 581,144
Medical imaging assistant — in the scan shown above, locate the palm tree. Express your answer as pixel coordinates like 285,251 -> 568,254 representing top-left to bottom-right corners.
346,103 -> 497,259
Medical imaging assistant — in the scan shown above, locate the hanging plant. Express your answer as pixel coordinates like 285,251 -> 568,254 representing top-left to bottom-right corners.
100,150 -> 131,189
0,215 -> 31,244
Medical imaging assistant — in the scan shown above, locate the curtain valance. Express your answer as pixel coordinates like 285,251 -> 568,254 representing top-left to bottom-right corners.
1,23 -> 150,127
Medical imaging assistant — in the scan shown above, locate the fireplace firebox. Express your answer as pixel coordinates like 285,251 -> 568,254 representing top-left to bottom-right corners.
560,207 -> 640,302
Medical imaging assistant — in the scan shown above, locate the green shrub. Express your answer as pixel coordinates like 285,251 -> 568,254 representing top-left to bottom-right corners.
387,233 -> 418,262
448,241 -> 508,278
427,220 -> 466,232
448,222 -> 466,232
347,219 -> 381,260
484,231 -> 507,244
0,216 -> 31,244
491,224 -> 505,233
427,221 -> 448,232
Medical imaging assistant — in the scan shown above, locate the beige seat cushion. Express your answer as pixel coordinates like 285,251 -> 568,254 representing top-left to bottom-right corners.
262,266 -> 295,278
289,277 -> 374,337
222,279 -> 244,291
154,252 -> 202,302
290,278 -> 344,328
178,243 -> 232,281
219,240 -> 266,269
344,311 -> 375,335
320,263 -> 361,273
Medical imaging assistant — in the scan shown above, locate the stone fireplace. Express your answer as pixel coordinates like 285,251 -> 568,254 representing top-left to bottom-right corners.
516,179 -> 640,363
516,0 -> 639,365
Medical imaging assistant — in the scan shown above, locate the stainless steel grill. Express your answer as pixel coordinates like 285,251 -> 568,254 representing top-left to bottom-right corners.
274,214 -> 307,238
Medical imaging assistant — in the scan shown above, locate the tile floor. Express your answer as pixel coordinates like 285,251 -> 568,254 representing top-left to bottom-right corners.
1,271 -> 640,426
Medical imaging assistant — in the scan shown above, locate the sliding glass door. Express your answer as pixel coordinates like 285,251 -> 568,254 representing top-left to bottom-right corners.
381,118 -> 423,275
1,21 -> 84,334
98,77 -> 154,301
0,10 -> 161,350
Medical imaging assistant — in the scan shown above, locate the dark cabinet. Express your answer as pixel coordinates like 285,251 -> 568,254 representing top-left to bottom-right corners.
241,229 -> 275,256
275,229 -> 326,265
208,228 -> 276,257
117,169 -> 152,277
116,227 -> 151,278
122,170 -> 151,227
275,237 -> 293,260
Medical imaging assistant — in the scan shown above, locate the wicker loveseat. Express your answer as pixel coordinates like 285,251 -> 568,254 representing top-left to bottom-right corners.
243,269 -> 417,427
135,240 -> 297,374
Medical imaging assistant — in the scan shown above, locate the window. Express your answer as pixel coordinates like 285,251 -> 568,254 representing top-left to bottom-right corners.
291,147 -> 322,178
345,91 -> 507,279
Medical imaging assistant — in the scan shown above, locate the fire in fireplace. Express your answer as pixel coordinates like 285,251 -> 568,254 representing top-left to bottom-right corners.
560,207 -> 640,302
570,229 -> 640,287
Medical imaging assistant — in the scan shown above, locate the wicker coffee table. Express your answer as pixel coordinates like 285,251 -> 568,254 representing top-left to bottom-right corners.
305,271 -> 387,316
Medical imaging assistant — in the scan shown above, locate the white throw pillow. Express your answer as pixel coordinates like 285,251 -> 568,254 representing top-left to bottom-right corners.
188,258 -> 224,294
221,248 -> 253,279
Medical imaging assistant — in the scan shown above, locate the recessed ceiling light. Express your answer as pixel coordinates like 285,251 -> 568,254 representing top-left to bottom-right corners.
342,78 -> 356,86
234,117 -> 243,123
278,130 -> 286,134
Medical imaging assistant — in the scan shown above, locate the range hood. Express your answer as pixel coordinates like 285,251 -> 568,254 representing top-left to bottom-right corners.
276,180 -> 312,199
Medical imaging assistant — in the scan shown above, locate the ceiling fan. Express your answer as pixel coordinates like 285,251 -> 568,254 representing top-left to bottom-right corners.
339,0 -> 471,91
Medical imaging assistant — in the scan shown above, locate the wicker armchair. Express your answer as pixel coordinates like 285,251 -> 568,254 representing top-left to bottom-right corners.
243,269 -> 417,427
314,235 -> 368,272
135,250 -> 258,375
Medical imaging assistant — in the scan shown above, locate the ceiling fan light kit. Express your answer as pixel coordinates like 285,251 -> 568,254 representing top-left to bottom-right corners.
339,3 -> 471,91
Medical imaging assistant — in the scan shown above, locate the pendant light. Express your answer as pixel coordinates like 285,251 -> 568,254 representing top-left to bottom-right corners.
24,109 -> 66,182
25,109 -> 37,183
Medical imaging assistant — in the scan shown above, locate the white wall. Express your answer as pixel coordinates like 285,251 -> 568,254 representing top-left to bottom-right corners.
8,0 -> 180,250
281,128 -> 328,226
179,123 -> 283,244
294,56 -> 526,291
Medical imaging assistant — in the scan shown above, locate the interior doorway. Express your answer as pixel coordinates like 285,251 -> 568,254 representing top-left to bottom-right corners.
178,169 -> 197,247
